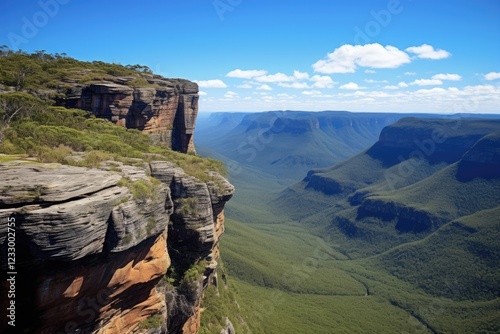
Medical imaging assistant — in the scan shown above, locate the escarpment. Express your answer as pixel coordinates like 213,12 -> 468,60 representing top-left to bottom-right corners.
149,162 -> 234,334
303,118 -> 500,197
60,77 -> 199,153
0,54 -> 234,333
0,158 -> 233,333
277,118 -> 500,257
457,131 -> 500,181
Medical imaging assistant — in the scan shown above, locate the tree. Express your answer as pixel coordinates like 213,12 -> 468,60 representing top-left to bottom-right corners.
0,45 -> 12,57
0,92 -> 46,142
13,63 -> 34,90
126,64 -> 153,74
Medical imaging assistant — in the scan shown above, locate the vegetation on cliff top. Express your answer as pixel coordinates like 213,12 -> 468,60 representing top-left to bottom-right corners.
0,47 -> 157,92
1,51 -> 235,332
0,51 -> 225,182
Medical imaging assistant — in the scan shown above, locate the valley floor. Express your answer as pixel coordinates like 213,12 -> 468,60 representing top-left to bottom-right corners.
196,114 -> 500,333
220,217 -> 499,334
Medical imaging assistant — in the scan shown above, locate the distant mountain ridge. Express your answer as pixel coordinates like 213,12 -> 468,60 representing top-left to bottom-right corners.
196,112 -> 500,333
196,111 -> 451,184
275,117 -> 500,302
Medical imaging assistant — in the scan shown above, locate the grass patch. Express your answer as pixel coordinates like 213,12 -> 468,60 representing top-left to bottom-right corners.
138,314 -> 163,330
199,275 -> 250,334
146,218 -> 156,235
181,260 -> 207,284
175,197 -> 199,217
117,177 -> 162,202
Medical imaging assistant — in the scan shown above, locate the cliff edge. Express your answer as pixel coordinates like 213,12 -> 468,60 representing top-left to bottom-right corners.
0,158 -> 233,333
0,52 -> 233,334
61,77 -> 199,153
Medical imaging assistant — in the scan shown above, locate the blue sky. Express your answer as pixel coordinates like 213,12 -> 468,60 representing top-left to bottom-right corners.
0,0 -> 499,113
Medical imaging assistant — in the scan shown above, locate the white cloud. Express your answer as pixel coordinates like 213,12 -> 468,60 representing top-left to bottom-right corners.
293,70 -> 310,80
196,79 -> 227,88
310,75 -> 336,88
313,43 -> 411,74
278,82 -> 311,89
338,90 -> 367,97
256,84 -> 273,91
365,69 -> 376,73
383,85 -> 399,90
226,69 -> 267,78
365,79 -> 389,83
413,87 -> 447,95
237,83 -> 253,89
224,91 -> 238,98
404,72 -> 417,75
200,84 -> 500,113
339,82 -> 365,90
410,79 -> 443,86
432,73 -> 461,81
462,84 -> 497,95
406,44 -> 451,60
398,81 -> 409,88
484,72 -> 500,81
199,91 -> 207,96
302,90 -> 322,96
255,72 -> 295,82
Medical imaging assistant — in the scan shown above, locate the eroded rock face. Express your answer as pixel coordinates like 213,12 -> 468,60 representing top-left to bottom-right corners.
0,159 -> 233,334
304,170 -> 353,196
36,232 -> 170,334
150,161 -> 234,333
356,198 -> 444,233
62,76 -> 199,153
367,118 -> 500,166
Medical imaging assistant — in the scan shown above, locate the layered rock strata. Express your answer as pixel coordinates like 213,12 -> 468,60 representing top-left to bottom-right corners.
61,76 -> 199,153
150,162 -> 234,334
0,159 -> 233,333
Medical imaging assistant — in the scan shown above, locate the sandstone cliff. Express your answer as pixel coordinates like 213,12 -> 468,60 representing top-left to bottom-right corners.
0,53 -> 235,333
59,76 -> 199,154
0,158 -> 233,333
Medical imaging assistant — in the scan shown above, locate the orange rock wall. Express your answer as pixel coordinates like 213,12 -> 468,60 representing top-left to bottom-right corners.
63,79 -> 199,153
36,233 -> 169,334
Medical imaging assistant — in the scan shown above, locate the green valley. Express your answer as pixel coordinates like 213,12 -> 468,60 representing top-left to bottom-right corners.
196,112 -> 500,333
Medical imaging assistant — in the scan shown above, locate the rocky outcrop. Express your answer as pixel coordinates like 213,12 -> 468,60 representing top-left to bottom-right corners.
304,170 -> 354,196
367,118 -> 500,166
0,158 -> 233,334
220,318 -> 236,334
150,162 -> 234,333
61,76 -> 199,153
457,131 -> 500,181
356,198 -> 444,233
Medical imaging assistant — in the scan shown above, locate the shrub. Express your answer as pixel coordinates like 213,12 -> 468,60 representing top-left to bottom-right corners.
0,51 -> 227,185
175,197 -> 199,217
181,260 -> 207,284
74,151 -> 114,168
138,314 -> 163,330
146,218 -> 156,235
34,144 -> 72,163
117,177 -> 161,203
